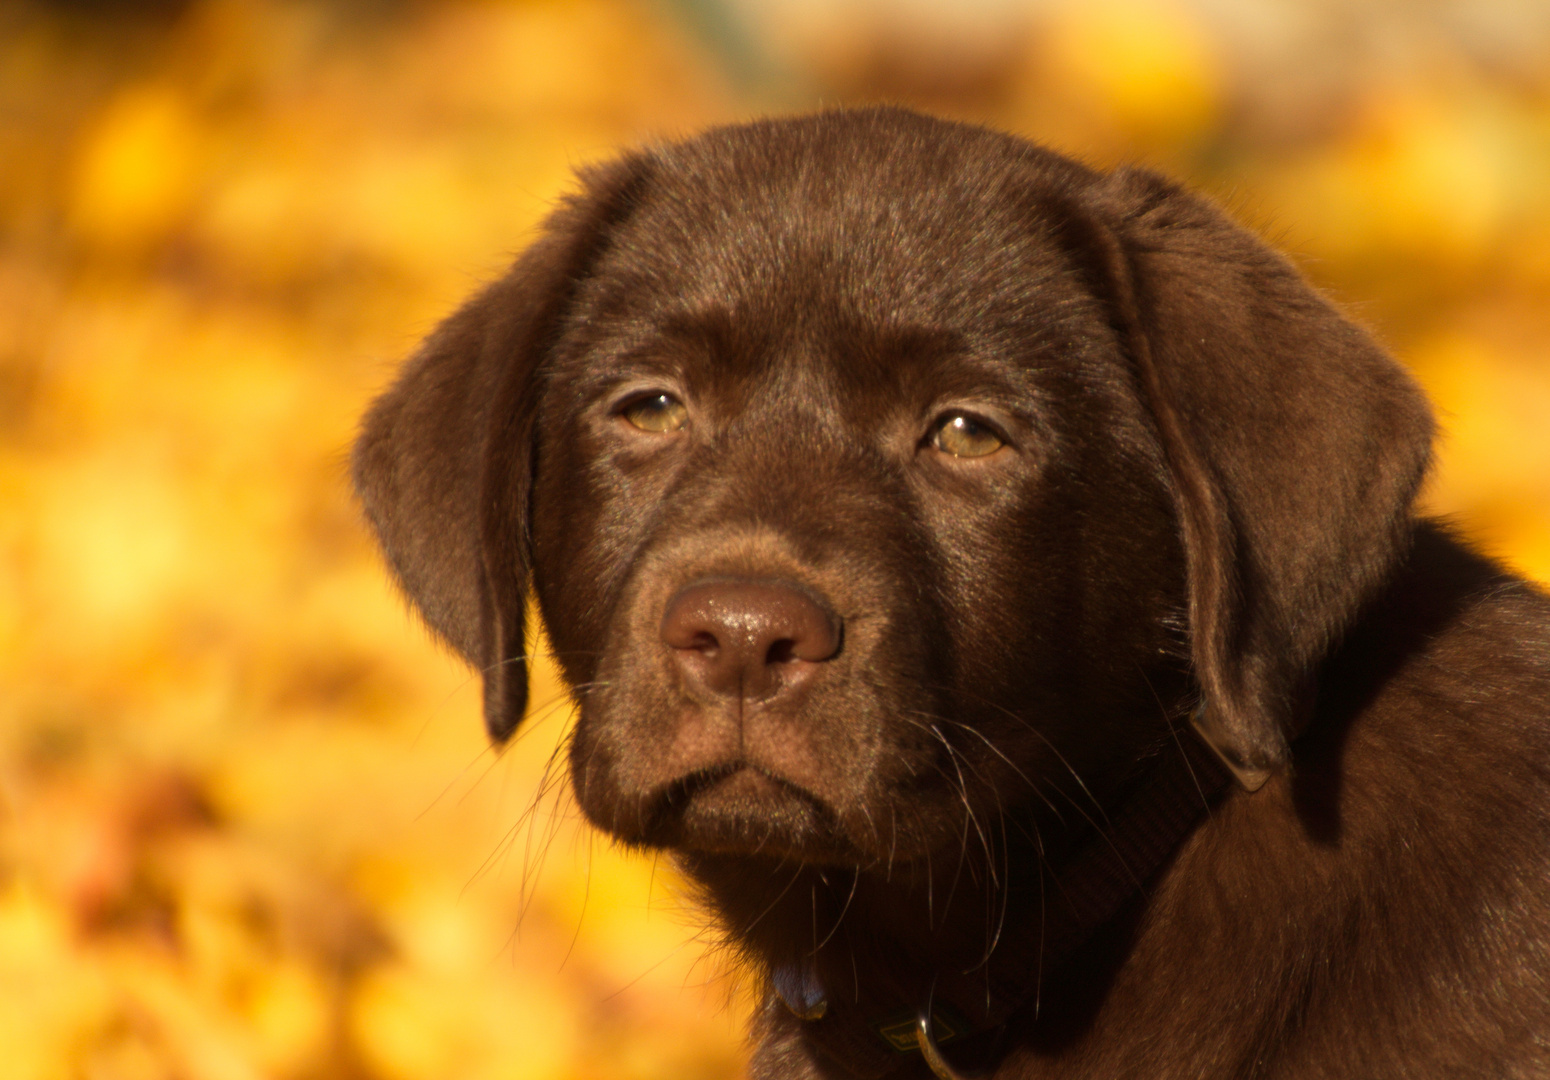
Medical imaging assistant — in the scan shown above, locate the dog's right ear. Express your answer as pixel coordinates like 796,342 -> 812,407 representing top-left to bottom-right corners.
352,155 -> 651,743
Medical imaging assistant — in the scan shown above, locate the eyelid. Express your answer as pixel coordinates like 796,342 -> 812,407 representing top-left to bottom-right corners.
606,381 -> 689,421
926,407 -> 1014,445
614,387 -> 690,434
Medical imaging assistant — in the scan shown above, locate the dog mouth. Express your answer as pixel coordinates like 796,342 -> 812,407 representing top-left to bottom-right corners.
641,762 -> 847,858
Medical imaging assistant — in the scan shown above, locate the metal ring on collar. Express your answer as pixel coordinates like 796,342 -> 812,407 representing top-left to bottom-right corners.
915,1012 -> 970,1080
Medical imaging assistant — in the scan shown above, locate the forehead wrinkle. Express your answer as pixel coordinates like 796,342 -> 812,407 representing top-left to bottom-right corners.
706,331 -> 846,444
662,220 -> 1076,355
616,159 -> 1019,316
771,343 -> 846,422
597,140 -> 1101,352
570,136 -> 1117,430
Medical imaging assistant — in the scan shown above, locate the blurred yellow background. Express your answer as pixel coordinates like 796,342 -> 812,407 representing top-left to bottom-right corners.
1,1 -> 1547,1077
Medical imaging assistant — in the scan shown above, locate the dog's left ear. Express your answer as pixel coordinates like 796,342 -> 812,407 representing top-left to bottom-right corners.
1075,167 -> 1434,789
352,155 -> 650,743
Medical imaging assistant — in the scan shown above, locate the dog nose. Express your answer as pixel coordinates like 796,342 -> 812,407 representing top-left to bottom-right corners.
661,580 -> 841,701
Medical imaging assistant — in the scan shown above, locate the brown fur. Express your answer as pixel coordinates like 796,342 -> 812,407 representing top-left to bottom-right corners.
353,107 -> 1550,1078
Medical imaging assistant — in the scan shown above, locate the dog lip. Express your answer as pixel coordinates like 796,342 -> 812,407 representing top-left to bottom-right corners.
657,760 -> 804,808
643,761 -> 840,854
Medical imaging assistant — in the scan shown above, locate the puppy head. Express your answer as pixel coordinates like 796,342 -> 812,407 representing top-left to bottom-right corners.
353,108 -> 1432,866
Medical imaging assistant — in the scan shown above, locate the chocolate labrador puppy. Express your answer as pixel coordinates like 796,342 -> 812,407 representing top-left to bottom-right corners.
352,108 -> 1550,1078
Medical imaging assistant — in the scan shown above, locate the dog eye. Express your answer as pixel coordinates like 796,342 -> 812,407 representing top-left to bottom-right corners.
620,392 -> 688,433
931,412 -> 1005,458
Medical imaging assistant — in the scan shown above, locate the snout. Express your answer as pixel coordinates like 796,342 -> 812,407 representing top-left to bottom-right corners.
569,537 -> 953,862
660,579 -> 842,703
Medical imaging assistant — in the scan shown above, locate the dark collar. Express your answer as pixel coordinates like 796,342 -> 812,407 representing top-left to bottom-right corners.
774,727 -> 1235,1079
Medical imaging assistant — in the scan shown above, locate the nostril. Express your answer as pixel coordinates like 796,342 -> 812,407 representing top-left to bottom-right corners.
662,598 -> 722,653
766,638 -> 797,665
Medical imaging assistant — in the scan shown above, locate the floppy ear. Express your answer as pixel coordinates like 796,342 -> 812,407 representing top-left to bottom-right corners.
1079,167 -> 1434,789
352,155 -> 650,743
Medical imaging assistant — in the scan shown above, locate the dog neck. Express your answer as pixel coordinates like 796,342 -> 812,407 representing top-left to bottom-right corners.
692,728 -> 1234,1079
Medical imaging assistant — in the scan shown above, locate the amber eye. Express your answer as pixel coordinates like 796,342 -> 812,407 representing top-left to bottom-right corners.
620,392 -> 688,433
931,412 -> 1005,458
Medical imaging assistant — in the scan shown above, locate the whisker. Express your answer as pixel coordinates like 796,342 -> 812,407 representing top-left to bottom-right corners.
1137,663 -> 1210,814
916,681 -> 1113,824
736,860 -> 807,940
897,713 -> 1003,888
558,829 -> 597,971
913,686 -> 1137,885
813,867 -> 862,954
